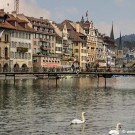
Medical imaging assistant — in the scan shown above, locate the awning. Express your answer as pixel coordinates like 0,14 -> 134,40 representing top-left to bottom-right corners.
43,64 -> 61,67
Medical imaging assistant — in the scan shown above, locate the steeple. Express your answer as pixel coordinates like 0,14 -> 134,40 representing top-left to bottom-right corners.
119,32 -> 122,50
110,22 -> 114,40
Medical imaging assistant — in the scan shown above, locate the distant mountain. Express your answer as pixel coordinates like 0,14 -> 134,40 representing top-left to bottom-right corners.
116,34 -> 135,50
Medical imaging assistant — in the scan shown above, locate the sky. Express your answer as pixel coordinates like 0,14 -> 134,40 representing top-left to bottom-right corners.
0,0 -> 135,38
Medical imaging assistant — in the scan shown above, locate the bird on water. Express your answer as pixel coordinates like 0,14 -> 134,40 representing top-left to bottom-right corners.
71,112 -> 86,124
108,123 -> 122,135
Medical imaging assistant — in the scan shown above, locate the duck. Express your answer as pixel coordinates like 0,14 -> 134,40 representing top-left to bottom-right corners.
108,123 -> 121,135
71,112 -> 86,124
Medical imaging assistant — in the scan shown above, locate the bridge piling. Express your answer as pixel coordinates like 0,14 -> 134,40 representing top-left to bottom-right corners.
105,75 -> 107,89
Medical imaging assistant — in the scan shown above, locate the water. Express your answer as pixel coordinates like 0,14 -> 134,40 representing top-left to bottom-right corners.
0,76 -> 135,135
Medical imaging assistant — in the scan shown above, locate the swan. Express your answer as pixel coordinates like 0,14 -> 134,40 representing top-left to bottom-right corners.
71,112 -> 86,124
108,123 -> 121,135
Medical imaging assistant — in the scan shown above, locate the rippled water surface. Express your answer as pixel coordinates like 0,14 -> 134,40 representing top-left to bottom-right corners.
0,76 -> 135,135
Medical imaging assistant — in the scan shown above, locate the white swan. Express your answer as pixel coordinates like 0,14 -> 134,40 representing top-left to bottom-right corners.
109,123 -> 121,135
71,112 -> 86,124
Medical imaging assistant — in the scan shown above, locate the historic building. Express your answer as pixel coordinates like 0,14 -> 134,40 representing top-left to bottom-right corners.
79,17 -> 107,68
0,9 -> 34,72
79,17 -> 97,65
0,9 -> 15,72
59,20 -> 87,69
26,16 -> 56,55
17,15 -> 61,69
8,12 -> 34,71
50,21 -> 73,69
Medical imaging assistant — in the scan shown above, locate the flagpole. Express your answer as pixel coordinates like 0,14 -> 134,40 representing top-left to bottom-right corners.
86,10 -> 88,20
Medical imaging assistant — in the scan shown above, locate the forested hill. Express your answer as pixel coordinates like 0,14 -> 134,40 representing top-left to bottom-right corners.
116,34 -> 135,50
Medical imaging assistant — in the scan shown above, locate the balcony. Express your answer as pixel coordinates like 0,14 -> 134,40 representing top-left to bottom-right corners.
40,45 -> 51,51
39,38 -> 50,42
5,56 -> 9,60
17,47 -> 28,53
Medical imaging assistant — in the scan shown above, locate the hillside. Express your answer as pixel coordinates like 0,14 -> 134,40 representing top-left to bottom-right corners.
116,34 -> 135,50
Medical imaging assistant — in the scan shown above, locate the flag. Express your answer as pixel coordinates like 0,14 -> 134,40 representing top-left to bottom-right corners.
86,10 -> 88,17
0,30 -> 4,38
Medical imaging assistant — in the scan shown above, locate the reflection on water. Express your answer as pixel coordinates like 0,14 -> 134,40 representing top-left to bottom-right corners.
0,76 -> 135,135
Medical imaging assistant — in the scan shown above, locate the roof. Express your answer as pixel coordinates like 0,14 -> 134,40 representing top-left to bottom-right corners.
26,16 -> 54,29
59,20 -> 87,42
0,21 -> 15,30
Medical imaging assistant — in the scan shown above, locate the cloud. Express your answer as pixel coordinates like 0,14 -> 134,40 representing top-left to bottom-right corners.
20,0 -> 50,19
0,0 -> 50,19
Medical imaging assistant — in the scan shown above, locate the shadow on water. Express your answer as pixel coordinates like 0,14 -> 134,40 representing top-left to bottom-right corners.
0,77 -> 135,134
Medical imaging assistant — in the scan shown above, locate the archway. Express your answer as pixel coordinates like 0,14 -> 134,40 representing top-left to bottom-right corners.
3,63 -> 8,72
14,63 -> 20,72
21,64 -> 28,72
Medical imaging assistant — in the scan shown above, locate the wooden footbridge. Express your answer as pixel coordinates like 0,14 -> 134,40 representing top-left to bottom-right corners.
0,71 -> 135,88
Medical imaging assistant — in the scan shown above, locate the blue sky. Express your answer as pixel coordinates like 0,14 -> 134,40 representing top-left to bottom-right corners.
1,0 -> 135,38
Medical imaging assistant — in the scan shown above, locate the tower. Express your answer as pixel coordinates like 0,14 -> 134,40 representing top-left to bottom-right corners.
110,22 -> 114,40
14,0 -> 19,14
119,32 -> 122,50
117,32 -> 123,61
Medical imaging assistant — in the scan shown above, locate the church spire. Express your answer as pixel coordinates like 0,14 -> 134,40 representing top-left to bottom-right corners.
110,22 -> 114,40
119,32 -> 122,50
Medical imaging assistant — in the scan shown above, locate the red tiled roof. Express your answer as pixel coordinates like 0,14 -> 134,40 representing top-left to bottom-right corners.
59,20 -> 87,42
6,14 -> 17,21
0,21 -> 15,29
26,16 -> 54,29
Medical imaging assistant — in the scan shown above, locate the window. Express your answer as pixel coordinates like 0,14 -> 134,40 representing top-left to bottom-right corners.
28,53 -> 31,59
12,31 -> 15,37
26,34 -> 28,39
15,32 -> 18,38
29,43 -> 31,49
75,49 -> 78,53
81,56 -> 86,61
5,47 -> 8,58
81,49 -> 87,53
29,34 -> 31,39
5,34 -> 9,42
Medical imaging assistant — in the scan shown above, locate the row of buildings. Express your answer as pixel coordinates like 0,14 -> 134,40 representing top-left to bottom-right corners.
0,9 -> 122,72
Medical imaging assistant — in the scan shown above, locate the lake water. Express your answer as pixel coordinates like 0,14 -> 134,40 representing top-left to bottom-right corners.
0,76 -> 135,135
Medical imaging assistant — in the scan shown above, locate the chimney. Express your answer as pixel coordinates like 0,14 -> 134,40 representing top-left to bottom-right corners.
0,9 -> 4,12
40,17 -> 43,20
12,11 -> 16,17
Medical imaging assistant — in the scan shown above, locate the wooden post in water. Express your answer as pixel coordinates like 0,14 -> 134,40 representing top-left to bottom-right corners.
48,74 -> 49,83
105,75 -> 106,89
5,74 -> 7,81
56,74 -> 58,87
14,74 -> 15,85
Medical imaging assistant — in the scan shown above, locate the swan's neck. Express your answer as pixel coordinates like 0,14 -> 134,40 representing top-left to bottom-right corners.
116,126 -> 120,132
82,113 -> 85,122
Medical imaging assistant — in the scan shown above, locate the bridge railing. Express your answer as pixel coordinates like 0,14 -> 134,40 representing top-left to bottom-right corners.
0,67 -> 135,73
